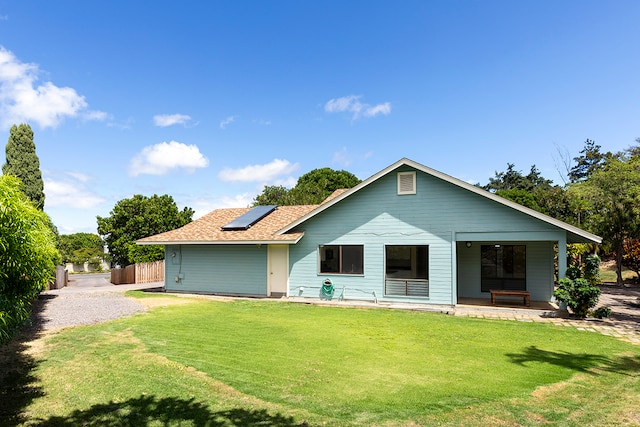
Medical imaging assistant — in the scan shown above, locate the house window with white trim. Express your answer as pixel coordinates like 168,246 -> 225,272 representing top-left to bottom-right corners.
319,245 -> 364,274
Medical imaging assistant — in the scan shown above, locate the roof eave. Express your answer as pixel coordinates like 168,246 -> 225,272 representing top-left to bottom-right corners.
137,236 -> 304,246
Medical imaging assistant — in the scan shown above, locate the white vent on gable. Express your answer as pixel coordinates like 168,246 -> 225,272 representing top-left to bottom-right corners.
397,171 -> 416,195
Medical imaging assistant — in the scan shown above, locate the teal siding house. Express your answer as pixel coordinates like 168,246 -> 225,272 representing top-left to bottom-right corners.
138,158 -> 601,306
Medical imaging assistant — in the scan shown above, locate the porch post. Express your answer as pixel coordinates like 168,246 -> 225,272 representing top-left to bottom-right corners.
557,234 -> 567,280
451,232 -> 457,305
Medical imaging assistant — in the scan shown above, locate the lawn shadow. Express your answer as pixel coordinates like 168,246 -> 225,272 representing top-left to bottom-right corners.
34,395 -> 309,426
506,345 -> 640,376
0,293 -> 55,426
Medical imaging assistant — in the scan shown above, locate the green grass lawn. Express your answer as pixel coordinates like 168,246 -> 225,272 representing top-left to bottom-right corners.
18,294 -> 640,426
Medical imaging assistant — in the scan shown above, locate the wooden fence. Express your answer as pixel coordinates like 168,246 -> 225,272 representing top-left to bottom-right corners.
136,260 -> 165,284
110,261 -> 164,285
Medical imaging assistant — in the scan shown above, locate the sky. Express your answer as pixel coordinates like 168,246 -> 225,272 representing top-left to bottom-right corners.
0,1 -> 638,235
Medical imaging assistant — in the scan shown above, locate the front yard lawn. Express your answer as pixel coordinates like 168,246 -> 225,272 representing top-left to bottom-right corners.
19,294 -> 640,426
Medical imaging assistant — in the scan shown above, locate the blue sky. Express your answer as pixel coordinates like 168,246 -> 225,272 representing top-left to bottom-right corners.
0,1 -> 638,234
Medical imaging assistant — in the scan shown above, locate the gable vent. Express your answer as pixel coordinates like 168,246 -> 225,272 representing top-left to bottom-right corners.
397,171 -> 416,195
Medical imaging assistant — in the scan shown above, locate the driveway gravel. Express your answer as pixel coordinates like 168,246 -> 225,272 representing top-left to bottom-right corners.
32,274 -> 161,331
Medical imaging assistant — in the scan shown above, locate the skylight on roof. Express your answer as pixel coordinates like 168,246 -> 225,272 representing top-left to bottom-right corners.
221,205 -> 277,230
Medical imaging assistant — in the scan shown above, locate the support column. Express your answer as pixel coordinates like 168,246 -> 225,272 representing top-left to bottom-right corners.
557,235 -> 567,280
451,232 -> 457,305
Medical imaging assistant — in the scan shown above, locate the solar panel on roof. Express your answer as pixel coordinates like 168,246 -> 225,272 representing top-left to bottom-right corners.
221,205 -> 277,230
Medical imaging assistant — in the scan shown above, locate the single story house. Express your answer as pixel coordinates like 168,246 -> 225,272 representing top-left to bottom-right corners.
137,158 -> 601,306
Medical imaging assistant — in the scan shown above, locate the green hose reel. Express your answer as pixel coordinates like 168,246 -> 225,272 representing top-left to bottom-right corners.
320,278 -> 335,300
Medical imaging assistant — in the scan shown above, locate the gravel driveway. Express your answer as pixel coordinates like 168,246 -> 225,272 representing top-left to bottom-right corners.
32,274 -> 162,330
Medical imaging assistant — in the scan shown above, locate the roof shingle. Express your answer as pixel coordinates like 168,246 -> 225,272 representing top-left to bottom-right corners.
137,205 -> 317,245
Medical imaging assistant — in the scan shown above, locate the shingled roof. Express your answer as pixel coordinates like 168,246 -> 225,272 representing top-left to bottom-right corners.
137,205 -> 317,245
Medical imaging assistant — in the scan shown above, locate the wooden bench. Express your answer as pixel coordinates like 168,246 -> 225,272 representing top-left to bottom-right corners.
490,289 -> 531,307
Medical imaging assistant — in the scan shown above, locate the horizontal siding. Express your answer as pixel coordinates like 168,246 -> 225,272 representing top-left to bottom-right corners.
165,244 -> 267,296
290,168 -> 563,305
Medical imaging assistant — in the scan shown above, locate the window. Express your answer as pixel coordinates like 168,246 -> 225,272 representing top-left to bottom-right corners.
319,245 -> 363,274
481,245 -> 526,292
385,245 -> 429,297
397,171 -> 416,195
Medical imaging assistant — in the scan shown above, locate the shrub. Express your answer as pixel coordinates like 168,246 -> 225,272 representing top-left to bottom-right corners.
592,306 -> 612,319
583,253 -> 601,285
554,277 -> 601,318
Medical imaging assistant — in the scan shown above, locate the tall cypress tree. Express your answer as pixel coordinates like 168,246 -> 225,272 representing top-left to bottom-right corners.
2,123 -> 45,210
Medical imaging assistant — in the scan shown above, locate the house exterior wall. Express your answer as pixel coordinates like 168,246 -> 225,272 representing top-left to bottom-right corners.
164,244 -> 268,296
288,166 -> 562,304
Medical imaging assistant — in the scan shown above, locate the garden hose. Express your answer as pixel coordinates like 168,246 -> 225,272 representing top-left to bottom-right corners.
320,278 -> 335,300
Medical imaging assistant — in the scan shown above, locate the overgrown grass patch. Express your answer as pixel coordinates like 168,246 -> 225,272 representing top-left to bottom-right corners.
19,296 -> 640,426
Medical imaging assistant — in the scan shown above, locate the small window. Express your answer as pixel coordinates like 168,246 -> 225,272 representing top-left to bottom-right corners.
319,245 -> 364,274
397,172 -> 416,195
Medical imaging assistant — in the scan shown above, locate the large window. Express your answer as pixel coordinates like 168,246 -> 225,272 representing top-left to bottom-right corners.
385,245 -> 429,297
481,245 -> 526,292
319,245 -> 364,274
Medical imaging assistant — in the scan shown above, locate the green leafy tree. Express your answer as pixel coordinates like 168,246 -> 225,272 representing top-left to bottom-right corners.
495,188 -> 542,211
2,123 -> 45,210
253,185 -> 292,206
484,164 -> 552,193
97,194 -> 194,267
253,168 -> 361,206
0,175 -> 60,343
59,233 -> 106,266
622,239 -> 640,279
569,157 -> 640,284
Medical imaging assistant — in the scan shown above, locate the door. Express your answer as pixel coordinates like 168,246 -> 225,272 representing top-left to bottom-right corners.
268,245 -> 289,297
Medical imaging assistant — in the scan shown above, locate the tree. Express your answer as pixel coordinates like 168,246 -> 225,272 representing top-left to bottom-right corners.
97,194 -> 194,267
59,233 -> 106,267
622,137 -> 640,158
569,157 -> 640,284
253,185 -> 292,206
568,139 -> 608,183
0,175 -> 60,343
495,189 -> 541,211
622,239 -> 640,280
2,123 -> 45,210
484,164 -> 552,193
253,168 -> 361,206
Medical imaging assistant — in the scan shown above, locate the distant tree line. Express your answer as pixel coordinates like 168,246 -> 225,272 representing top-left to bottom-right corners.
483,138 -> 640,284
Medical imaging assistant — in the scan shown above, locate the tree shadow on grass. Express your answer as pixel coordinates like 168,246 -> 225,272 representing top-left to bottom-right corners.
35,395 -> 309,426
0,294 -> 54,426
506,345 -> 640,376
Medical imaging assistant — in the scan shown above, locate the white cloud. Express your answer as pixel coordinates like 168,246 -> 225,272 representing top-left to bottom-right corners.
0,46 -> 104,129
129,140 -> 209,177
332,147 -> 352,167
324,95 -> 392,121
153,113 -> 192,127
44,174 -> 105,209
65,171 -> 91,182
219,115 -> 238,129
218,158 -> 300,183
